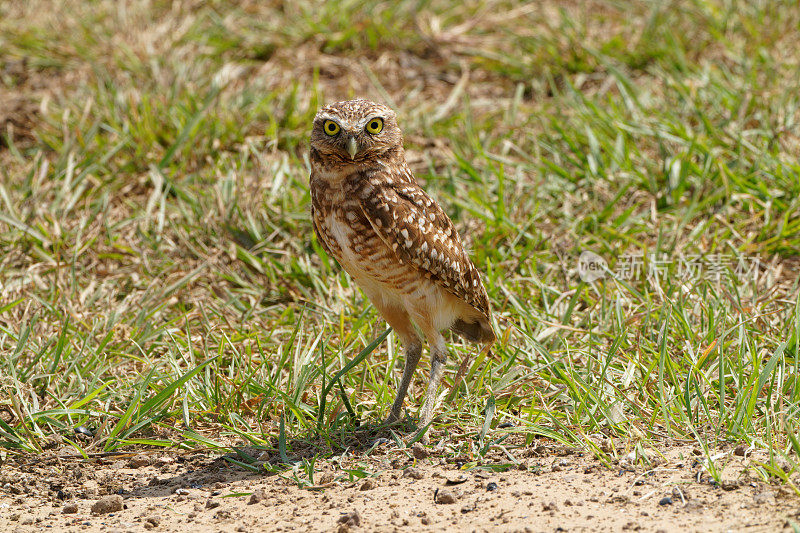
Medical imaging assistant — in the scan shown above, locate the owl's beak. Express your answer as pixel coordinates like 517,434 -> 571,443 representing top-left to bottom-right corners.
346,136 -> 359,160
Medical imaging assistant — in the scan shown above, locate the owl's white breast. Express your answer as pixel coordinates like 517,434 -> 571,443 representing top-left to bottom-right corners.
323,209 -> 406,302
324,211 -> 362,273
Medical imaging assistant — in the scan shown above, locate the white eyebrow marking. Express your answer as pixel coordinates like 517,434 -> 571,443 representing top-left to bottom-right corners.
315,113 -> 341,123
356,115 -> 385,129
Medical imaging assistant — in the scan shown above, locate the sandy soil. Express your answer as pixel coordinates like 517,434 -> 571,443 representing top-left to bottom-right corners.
0,440 -> 797,533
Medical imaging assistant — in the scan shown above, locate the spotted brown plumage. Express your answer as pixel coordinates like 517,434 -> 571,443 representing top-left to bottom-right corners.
309,99 -> 494,441
357,175 -> 493,338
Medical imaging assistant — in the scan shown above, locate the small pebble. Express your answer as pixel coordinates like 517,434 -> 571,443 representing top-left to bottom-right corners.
91,495 -> 123,514
412,443 -> 429,460
435,489 -> 457,504
74,426 -> 94,438
403,467 -> 424,480
128,454 -> 152,468
337,510 -> 360,526
658,497 -> 673,506
248,488 -> 267,504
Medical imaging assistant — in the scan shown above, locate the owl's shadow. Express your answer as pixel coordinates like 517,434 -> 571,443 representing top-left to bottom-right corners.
222,415 -> 420,471
348,416 -> 419,448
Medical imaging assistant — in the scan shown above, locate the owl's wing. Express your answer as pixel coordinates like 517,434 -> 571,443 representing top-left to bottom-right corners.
357,175 -> 492,322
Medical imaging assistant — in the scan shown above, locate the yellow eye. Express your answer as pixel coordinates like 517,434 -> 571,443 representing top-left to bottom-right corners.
365,118 -> 383,134
323,120 -> 340,136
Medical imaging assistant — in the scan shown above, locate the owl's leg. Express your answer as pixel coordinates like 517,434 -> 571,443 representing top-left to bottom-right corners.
386,340 -> 422,423
417,333 -> 447,443
366,296 -> 422,424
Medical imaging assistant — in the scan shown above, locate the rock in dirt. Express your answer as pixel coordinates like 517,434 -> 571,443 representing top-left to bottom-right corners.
205,499 -> 220,509
248,488 -> 267,504
403,467 -> 424,480
658,496 -> 673,506
144,516 -> 161,529
91,495 -> 123,514
62,502 -> 78,514
129,454 -> 152,468
435,489 -> 457,504
360,479 -> 377,491
337,510 -> 361,526
445,474 -> 468,485
486,482 -> 498,491
733,445 -> 746,456
412,443 -> 429,459
74,426 -> 94,438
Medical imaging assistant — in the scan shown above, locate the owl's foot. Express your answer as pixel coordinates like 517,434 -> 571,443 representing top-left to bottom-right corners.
380,412 -> 404,428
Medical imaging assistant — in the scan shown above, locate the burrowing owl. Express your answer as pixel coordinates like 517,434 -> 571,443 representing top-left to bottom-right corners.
309,99 -> 494,439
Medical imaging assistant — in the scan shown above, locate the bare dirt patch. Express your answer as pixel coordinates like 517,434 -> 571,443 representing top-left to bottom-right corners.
0,443 -> 797,532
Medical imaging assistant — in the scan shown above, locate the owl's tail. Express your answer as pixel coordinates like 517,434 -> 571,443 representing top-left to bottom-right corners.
450,316 -> 495,345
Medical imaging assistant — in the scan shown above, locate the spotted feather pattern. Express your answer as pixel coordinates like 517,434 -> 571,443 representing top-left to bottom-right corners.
310,203 -> 335,258
356,168 -> 492,321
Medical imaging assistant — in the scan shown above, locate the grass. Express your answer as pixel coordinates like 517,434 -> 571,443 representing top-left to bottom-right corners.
1,0 -> 799,487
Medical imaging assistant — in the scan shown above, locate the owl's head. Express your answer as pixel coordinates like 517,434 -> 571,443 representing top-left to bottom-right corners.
310,99 -> 403,165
